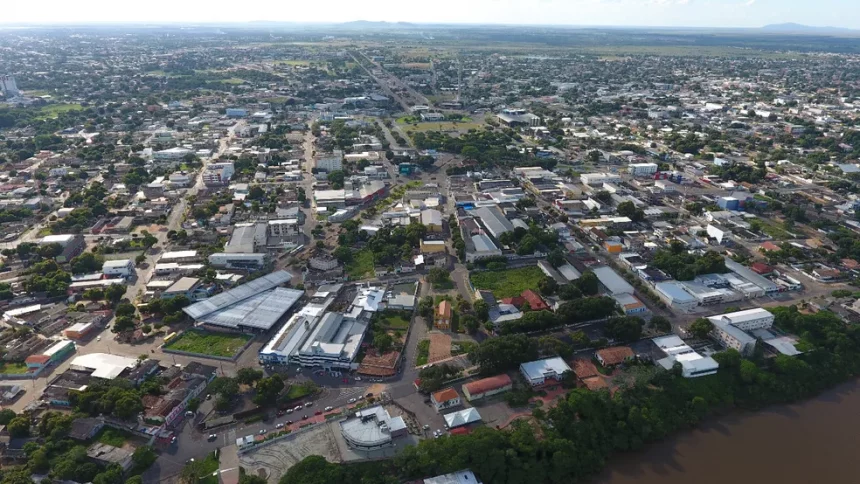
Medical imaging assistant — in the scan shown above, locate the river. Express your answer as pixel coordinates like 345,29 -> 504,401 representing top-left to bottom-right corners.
595,379 -> 860,484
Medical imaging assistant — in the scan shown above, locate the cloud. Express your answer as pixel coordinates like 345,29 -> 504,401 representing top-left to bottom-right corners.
744,0 -> 755,5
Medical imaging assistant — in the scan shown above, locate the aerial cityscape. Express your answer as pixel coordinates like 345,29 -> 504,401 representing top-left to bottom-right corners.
2,14 -> 860,484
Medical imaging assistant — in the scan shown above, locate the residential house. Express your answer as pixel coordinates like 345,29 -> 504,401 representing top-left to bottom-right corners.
430,388 -> 461,412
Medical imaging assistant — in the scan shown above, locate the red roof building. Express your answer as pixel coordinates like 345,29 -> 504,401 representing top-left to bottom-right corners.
596,346 -> 635,367
462,374 -> 513,402
501,290 -> 550,312
750,262 -> 774,275
760,241 -> 781,252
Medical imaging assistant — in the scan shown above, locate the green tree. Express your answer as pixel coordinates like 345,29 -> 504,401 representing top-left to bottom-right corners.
689,318 -> 714,340
473,299 -> 489,322
131,446 -> 158,473
70,252 -> 105,274
237,368 -> 264,386
7,416 -> 29,438
253,375 -> 285,405
649,315 -> 672,333
0,409 -> 16,425
373,333 -> 394,353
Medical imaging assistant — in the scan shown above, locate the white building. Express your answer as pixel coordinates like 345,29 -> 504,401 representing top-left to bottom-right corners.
519,357 -> 571,386
153,147 -> 193,161
653,335 -> 719,378
0,75 -> 20,97
340,405 -> 407,451
316,157 -> 343,173
655,282 -> 699,312
424,470 -> 482,484
580,173 -> 622,186
628,163 -> 658,177
708,308 -> 774,356
101,259 -> 135,278
207,253 -> 267,270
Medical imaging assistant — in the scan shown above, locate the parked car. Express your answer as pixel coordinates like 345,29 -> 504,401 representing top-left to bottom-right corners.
293,405 -> 303,412
348,398 -> 356,404
286,420 -> 293,425
208,434 -> 217,440
259,429 -> 267,435
324,406 -> 334,411
302,414 -> 309,420
275,423 -> 284,429
304,402 -> 313,408
286,408 -> 294,414
314,410 -> 322,416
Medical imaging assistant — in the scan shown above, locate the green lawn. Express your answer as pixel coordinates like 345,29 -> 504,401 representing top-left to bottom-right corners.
0,362 -> 29,375
286,382 -> 318,400
377,310 -> 411,330
220,78 -> 246,85
401,121 -> 482,133
198,451 -> 220,484
96,428 -> 131,447
470,266 -> 546,299
416,340 -> 430,366
164,330 -> 252,357
346,249 -> 374,279
451,340 -> 477,356
757,221 -> 793,240
36,103 -> 83,120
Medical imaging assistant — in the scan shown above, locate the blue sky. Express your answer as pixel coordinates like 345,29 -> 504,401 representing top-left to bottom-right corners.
3,0 -> 860,29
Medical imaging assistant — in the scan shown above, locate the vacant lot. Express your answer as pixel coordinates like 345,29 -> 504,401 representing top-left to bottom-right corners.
470,266 -> 545,299
0,362 -> 29,375
239,423 -> 342,483
416,340 -> 430,366
428,332 -> 452,364
96,428 -> 131,448
345,249 -> 374,279
36,103 -> 83,119
164,330 -> 252,358
377,310 -> 411,330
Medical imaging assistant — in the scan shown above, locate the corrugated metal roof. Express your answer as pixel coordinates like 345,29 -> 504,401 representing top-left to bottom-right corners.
184,271 -> 293,320
198,287 -> 303,330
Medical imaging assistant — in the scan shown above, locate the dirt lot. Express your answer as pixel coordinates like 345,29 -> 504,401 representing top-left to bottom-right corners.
428,332 -> 452,364
238,424 -> 342,483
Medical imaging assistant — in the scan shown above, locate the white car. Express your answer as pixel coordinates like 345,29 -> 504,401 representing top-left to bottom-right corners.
293,405 -> 303,412
208,434 -> 217,440
348,398 -> 356,404
259,429 -> 267,435
275,423 -> 284,429
324,406 -> 334,411
423,424 -> 430,430
97,336 -> 102,341
286,408 -> 294,414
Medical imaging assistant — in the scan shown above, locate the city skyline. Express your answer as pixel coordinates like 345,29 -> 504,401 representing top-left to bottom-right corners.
3,0 -> 860,30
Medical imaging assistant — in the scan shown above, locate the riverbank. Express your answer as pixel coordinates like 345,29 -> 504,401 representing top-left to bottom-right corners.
596,378 -> 860,484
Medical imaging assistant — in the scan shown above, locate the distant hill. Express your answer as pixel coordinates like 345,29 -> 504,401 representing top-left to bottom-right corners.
337,20 -> 418,29
761,23 -> 857,33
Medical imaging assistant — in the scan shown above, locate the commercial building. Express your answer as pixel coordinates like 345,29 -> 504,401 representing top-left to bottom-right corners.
38,234 -> 85,263
707,308 -> 774,356
159,250 -> 200,263
25,339 -> 76,369
519,357 -> 571,387
655,282 -> 699,312
613,293 -> 648,315
420,240 -> 447,254
462,374 -> 512,402
430,388 -> 461,412
162,277 -> 206,300
69,353 -> 139,380
153,147 -> 193,161
316,156 -> 343,172
226,223 -> 267,253
287,312 -> 369,369
340,405 -> 408,451
472,206 -> 513,240
183,271 -> 301,332
207,252 -> 267,270
580,173 -> 622,186
497,108 -> 541,127
465,234 -> 502,262
592,266 -> 634,296
653,335 -> 719,378
101,259 -> 135,278
203,162 -> 235,186
421,209 -> 443,232
628,163 -> 659,176
63,321 -> 97,340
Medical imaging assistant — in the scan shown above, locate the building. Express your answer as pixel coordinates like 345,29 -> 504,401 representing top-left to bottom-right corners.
592,266 -> 634,296
430,388 -> 461,412
497,108 -> 540,127
101,259 -> 135,278
159,250 -> 199,263
628,163 -> 659,177
462,374 -> 512,402
655,282 -> 698,312
613,293 -> 648,315
226,108 -> 247,118
707,308 -> 774,356
596,346 -> 634,367
519,357 -> 571,387
63,321 -> 97,340
435,300 -> 452,330
424,470 -> 482,484
472,206 -> 513,240
581,173 -> 622,186
69,353 -> 138,380
69,418 -> 104,441
287,312 -> 369,369
182,271 -> 301,332
25,339 -> 76,370
0,75 -> 20,97
316,156 -> 343,173
162,277 -> 205,300
208,252 -> 267,270
86,443 -> 133,472
340,405 -> 408,451
203,162 -> 235,186
226,223 -> 267,253
420,240 -> 447,254
465,234 -> 502,262
653,335 -> 719,378
38,234 -> 85,263
443,407 -> 482,429
421,209 -> 443,232
153,147 -> 193,161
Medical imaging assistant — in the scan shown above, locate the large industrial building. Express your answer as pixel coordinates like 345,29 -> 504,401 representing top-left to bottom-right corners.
652,335 -> 719,378
182,271 -> 302,332
708,308 -> 774,356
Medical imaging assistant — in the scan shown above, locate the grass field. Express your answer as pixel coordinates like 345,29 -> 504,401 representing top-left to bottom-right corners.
403,122 -> 482,133
346,249 -> 374,279
220,78 -> 246,84
164,330 -> 252,358
416,340 -> 430,366
377,310 -> 411,330
0,362 -> 29,375
470,266 -> 546,299
36,103 -> 83,120
96,428 -> 131,447
286,381 -> 318,400
275,59 -> 312,66
198,452 -> 221,484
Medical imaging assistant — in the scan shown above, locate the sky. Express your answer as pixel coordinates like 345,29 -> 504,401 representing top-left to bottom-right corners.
3,0 -> 860,29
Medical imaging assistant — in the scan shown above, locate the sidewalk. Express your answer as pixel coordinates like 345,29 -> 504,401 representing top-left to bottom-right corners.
218,444 -> 240,484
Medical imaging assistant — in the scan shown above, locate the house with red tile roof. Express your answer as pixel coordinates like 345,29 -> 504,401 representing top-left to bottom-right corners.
435,300 -> 451,330
760,241 -> 781,252
430,388 -> 461,412
501,290 -> 550,311
596,346 -> 635,367
462,374 -> 512,401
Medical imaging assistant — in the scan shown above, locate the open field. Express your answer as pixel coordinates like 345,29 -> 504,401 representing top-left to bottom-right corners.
470,266 -> 545,299
0,362 -> 29,375
403,122 -> 483,133
376,310 -> 411,330
275,59 -> 312,66
345,249 -> 374,279
96,428 -> 131,447
416,340 -> 430,366
36,103 -> 83,119
220,78 -> 246,84
163,330 -> 252,358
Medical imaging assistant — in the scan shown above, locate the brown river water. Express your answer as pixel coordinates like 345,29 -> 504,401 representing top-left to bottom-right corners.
595,379 -> 860,484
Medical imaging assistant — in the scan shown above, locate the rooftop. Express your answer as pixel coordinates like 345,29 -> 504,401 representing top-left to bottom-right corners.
520,357 -> 571,381
69,353 -> 138,380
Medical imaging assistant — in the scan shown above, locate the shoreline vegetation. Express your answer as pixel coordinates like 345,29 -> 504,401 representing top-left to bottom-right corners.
280,305 -> 860,484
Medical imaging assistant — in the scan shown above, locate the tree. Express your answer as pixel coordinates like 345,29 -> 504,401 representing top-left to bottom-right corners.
186,397 -> 201,412
461,145 -> 480,161
547,248 -> 565,268
253,375 -> 285,405
418,296 -> 434,319
239,472 -> 268,484
558,284 -> 582,300
427,267 -> 450,285
576,271 -> 599,296
113,315 -> 136,333
604,316 -> 644,343
105,284 -> 126,303
70,252 -> 104,274
115,303 -> 136,318
0,409 -> 16,425
248,186 -> 265,200
649,315 -> 672,333
538,276 -> 558,296
7,416 -> 29,438
460,314 -> 480,334
332,246 -> 353,263
690,318 -> 714,340
327,170 -> 345,189
131,446 -> 158,473
469,334 -> 538,375
473,299 -> 489,322
373,333 -> 394,353
237,368 -> 264,386
180,459 -> 207,484
38,243 -> 63,259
